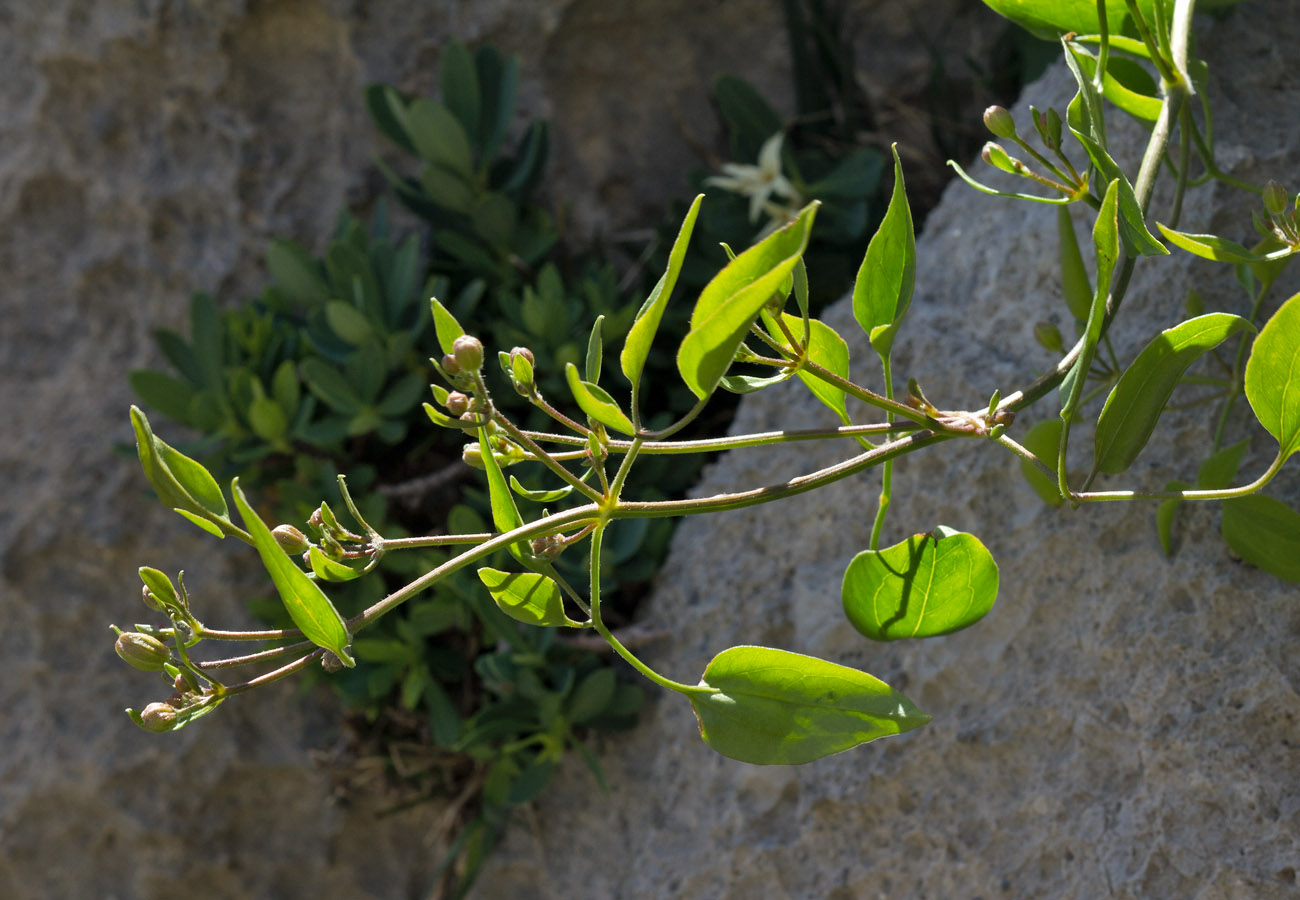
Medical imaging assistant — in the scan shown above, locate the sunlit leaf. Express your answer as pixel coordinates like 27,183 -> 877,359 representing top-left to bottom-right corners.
476,567 -> 584,627
1156,224 -> 1260,265
308,547 -> 365,582
1057,206 -> 1092,321
1018,418 -> 1065,507
232,479 -> 353,665
689,646 -> 930,765
1061,179 -> 1120,417
842,528 -> 999,641
130,406 -> 243,540
852,145 -> 914,361
761,311 -> 851,423
565,363 -> 635,435
1093,314 -> 1254,475
1244,292 -> 1300,459
677,203 -> 818,399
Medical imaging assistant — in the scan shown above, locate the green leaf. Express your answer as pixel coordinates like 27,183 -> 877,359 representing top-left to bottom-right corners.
300,359 -> 362,415
1057,206 -> 1093,321
1197,439 -> 1250,490
439,42 -> 481,152
621,194 -> 703,390
266,238 -> 329,305
980,0 -> 1165,42
1069,47 -> 1161,121
677,202 -> 818,399
1093,314 -> 1254,475
1221,495 -> 1300,582
509,474 -> 580,503
247,388 -> 289,444
565,363 -> 635,435
1018,418 -> 1065,507
476,567 -> 584,627
566,668 -> 616,724
1155,479 -> 1193,556
138,567 -> 179,606
308,546 -> 364,582
232,479 -> 354,664
852,145 -> 915,361
129,370 -> 196,424
1061,179 -> 1120,417
477,427 -> 522,537
762,311 -> 850,423
719,371 -> 795,394
689,646 -> 930,765
402,98 -> 474,178
585,314 -> 604,384
1245,292 -> 1300,459
130,406 -> 241,539
430,296 -> 466,356
842,529 -> 999,641
1065,111 -> 1166,258
1156,224 -> 1260,265
324,300 -> 374,346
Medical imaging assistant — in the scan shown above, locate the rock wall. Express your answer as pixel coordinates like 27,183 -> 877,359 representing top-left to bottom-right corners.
0,1 -> 1004,898
472,4 -> 1300,898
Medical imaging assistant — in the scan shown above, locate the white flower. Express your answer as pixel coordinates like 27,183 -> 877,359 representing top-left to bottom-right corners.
705,132 -> 802,225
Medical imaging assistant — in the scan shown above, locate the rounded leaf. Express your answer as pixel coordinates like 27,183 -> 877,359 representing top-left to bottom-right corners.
1245,292 -> 1300,460
842,529 -> 999,641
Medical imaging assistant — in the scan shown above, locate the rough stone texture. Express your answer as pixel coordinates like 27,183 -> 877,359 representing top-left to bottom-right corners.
0,1 -> 1011,898
473,5 -> 1300,899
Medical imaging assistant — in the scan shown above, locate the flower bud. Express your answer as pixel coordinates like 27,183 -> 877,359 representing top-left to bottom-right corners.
321,651 -> 344,673
445,391 -> 470,417
509,346 -> 534,367
272,524 -> 309,554
141,584 -> 164,611
452,335 -> 485,372
981,142 -> 1020,175
440,353 -> 462,377
462,443 -> 484,469
1263,180 -> 1289,217
116,632 -> 172,672
983,106 -> 1017,139
1034,322 -> 1064,352
139,701 -> 178,733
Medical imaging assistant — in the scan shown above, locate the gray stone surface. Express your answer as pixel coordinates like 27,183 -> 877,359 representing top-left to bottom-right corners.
472,5 -> 1300,899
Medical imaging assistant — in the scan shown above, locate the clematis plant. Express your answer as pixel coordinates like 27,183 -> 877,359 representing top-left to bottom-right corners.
116,0 -> 1299,771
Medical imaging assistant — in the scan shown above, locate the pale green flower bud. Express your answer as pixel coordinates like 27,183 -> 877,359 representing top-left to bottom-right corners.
983,106 -> 1017,139
981,142 -> 1020,175
1034,322 -> 1064,352
139,702 -> 178,733
1263,180 -> 1289,217
452,335 -> 485,372
272,524 -> 309,554
116,632 -> 171,672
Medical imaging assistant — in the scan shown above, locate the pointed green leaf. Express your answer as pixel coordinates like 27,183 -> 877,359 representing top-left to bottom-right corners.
430,296 -> 466,356
1156,224 -> 1260,265
842,529 -> 999,641
1018,418 -> 1065,507
266,238 -> 329,305
762,311 -> 850,423
138,567 -> 178,606
1221,495 -> 1300,582
1093,314 -> 1254,475
509,474 -> 582,503
852,145 -> 915,361
476,567 -> 584,627
232,479 -> 353,665
1197,439 -> 1250,490
1066,119 -> 1166,258
1061,179 -> 1120,417
565,363 -> 635,435
719,371 -> 795,394
1057,206 -> 1093,321
308,546 -> 365,582
677,202 -> 818,399
689,646 -> 930,765
130,406 -> 242,539
566,668 -> 617,724
1245,292 -> 1300,459
585,315 -> 604,384
477,427 -> 522,538
439,42 -> 481,149
981,0 -> 1166,42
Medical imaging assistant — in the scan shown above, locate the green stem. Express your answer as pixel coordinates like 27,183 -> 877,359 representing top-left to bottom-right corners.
520,422 -> 910,455
375,533 -> 496,551
222,650 -> 322,696
492,413 -> 605,504
1072,451 -> 1286,502
588,524 -> 705,695
869,356 -> 895,550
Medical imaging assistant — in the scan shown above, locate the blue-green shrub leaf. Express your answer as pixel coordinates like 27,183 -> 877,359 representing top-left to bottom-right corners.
1244,292 -> 1300,460
266,238 -> 329,305
565,363 -> 635,435
689,646 -> 930,765
232,479 -> 354,665
842,529 -> 999,641
677,202 -> 818,399
1197,439 -> 1250,490
476,567 -> 584,627
1221,495 -> 1300,582
1093,314 -> 1254,475
129,370 -> 196,424
439,42 -> 480,149
300,359 -> 362,415
852,145 -> 914,360
1155,479 -> 1193,556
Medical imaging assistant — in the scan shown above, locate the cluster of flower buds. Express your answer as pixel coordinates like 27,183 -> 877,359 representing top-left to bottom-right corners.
504,346 -> 536,397
529,533 -> 566,561
1258,180 -> 1299,247
978,105 -> 1083,200
439,334 -> 485,381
